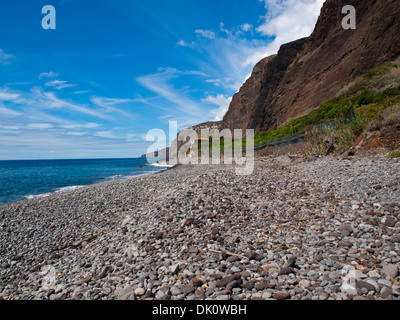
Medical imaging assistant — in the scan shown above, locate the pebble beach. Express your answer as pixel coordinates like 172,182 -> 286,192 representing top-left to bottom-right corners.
1,154 -> 400,300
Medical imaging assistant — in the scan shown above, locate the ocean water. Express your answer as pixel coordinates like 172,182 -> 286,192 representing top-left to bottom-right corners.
0,158 -> 171,206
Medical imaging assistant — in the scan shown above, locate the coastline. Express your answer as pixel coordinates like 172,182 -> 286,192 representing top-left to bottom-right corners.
0,154 -> 399,300
0,160 -> 172,207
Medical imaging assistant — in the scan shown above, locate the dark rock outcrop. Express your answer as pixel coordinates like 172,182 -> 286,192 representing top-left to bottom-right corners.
222,0 -> 400,134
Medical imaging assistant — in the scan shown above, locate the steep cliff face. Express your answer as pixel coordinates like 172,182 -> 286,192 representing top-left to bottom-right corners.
222,0 -> 400,133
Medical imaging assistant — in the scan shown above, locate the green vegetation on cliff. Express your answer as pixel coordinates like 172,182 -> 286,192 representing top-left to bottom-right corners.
194,61 -> 400,155
254,61 -> 400,146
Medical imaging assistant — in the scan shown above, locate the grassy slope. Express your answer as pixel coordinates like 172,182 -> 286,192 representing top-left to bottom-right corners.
253,60 -> 400,146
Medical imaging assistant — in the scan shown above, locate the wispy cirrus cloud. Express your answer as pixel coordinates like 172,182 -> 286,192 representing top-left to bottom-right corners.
39,71 -> 59,79
91,96 -> 136,120
194,33 -> 269,91
0,89 -> 23,103
27,123 -> 54,129
0,85 -> 147,149
45,80 -> 78,90
94,130 -> 120,140
0,115 -> 102,136
0,48 -> 14,65
0,127 -> 152,160
0,105 -> 22,117
0,84 -> 149,159
176,23 -> 270,94
30,87 -> 111,120
0,89 -> 26,117
136,67 -> 209,120
0,85 -> 139,125
61,122 -> 101,130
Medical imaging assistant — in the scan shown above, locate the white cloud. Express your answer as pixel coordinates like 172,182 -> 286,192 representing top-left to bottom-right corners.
257,0 -> 324,39
0,89 -> 27,116
0,48 -> 14,65
0,125 -> 19,130
195,29 -> 216,39
61,122 -> 101,129
45,80 -> 77,90
0,130 -> 133,156
94,130 -> 119,139
126,133 -> 147,142
202,94 -> 232,121
206,79 -> 221,85
74,90 -> 91,95
202,94 -> 231,106
39,71 -> 59,79
27,123 -> 54,129
91,96 -> 136,120
136,68 -> 208,119
261,0 -> 289,17
206,77 -> 243,91
91,97 -> 134,107
176,40 -> 194,48
0,106 -> 22,117
0,90 -> 21,102
31,87 -> 111,120
194,34 -> 269,91
241,23 -> 253,33
242,0 -> 324,67
65,131 -> 87,136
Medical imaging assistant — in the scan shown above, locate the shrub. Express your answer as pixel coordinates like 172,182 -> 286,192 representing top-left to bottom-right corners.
365,103 -> 400,131
334,124 -> 355,152
348,114 -> 371,136
304,115 -> 369,156
389,151 -> 400,158
304,124 -> 352,156
304,127 -> 332,156
363,62 -> 396,79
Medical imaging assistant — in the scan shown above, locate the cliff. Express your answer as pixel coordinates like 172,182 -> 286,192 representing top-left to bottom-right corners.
222,0 -> 400,134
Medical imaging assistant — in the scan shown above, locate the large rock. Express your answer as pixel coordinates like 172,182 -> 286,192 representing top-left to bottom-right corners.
216,274 -> 241,288
273,291 -> 290,300
382,264 -> 399,279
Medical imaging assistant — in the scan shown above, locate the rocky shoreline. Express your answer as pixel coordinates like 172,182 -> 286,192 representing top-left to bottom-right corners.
0,154 -> 399,300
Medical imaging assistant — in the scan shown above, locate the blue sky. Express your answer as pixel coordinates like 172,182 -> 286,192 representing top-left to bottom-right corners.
0,0 -> 324,160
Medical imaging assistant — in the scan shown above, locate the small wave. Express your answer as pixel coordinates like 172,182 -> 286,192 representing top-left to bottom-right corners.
106,174 -> 124,181
25,185 -> 84,200
149,162 -> 175,168
23,167 -> 168,201
25,193 -> 52,200
122,173 -> 148,179
55,185 -> 84,193
102,171 -> 158,182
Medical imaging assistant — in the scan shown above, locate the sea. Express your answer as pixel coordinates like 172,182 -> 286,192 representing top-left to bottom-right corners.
0,158 -> 172,206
